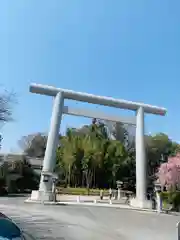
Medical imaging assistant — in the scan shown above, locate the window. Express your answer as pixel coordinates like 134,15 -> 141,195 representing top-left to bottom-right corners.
0,218 -> 22,239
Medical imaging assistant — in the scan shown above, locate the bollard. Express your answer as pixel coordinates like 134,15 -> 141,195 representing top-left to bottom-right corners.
100,189 -> 103,200
177,222 -> 180,240
109,199 -> 112,205
117,189 -> 121,200
77,196 -> 80,203
55,188 -> 58,202
94,199 -> 97,204
156,192 -> 162,214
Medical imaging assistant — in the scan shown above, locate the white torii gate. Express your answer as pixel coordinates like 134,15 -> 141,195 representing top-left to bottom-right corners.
28,83 -> 166,209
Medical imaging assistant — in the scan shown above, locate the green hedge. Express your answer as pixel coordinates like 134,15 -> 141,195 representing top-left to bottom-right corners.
56,187 -> 109,196
160,191 -> 180,210
56,187 -> 133,196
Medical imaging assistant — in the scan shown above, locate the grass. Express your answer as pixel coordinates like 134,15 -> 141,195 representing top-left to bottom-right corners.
56,187 -> 133,196
56,187 -> 109,196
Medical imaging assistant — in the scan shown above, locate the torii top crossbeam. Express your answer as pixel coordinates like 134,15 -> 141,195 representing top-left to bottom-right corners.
29,83 -> 167,116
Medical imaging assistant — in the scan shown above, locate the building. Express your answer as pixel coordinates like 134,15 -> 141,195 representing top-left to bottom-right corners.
26,156 -> 43,175
0,153 -> 43,175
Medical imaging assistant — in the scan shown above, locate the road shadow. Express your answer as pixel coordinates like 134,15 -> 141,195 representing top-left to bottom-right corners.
0,194 -> 29,198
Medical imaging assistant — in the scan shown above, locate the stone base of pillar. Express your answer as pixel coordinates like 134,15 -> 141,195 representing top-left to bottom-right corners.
27,190 -> 54,202
130,197 -> 152,209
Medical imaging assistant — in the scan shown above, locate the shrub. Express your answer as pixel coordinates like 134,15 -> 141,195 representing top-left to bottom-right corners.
56,187 -> 109,196
160,191 -> 180,211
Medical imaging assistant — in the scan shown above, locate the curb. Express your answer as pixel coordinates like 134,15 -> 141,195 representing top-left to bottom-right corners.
25,199 -> 180,216
25,199 -> 161,214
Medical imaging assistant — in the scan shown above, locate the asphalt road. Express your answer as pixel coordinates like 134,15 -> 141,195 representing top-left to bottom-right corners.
0,196 -> 179,240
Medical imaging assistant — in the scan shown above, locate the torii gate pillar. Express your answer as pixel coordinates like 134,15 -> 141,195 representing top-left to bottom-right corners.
38,92 -> 64,194
130,107 -> 151,208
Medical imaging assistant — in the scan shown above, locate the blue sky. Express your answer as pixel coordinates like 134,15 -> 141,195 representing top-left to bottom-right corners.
0,0 -> 180,152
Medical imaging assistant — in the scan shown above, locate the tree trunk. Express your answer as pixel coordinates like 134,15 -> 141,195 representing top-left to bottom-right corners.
68,164 -> 71,187
93,168 -> 96,188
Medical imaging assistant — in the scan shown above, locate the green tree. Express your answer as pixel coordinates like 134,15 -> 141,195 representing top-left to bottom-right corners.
48,121 -> 180,191
146,133 -> 180,188
56,120 -> 129,189
60,129 -> 82,186
0,155 -> 39,193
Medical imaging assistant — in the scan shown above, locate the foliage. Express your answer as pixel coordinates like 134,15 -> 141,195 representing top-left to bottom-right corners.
19,119 -> 180,192
0,90 -> 16,123
157,153 -> 180,189
16,157 -> 40,191
56,187 -> 109,196
55,122 -> 180,190
0,135 -> 2,149
0,89 -> 16,150
146,133 -> 180,188
160,191 -> 180,210
18,133 -> 48,158
0,156 -> 39,193
56,119 -> 135,189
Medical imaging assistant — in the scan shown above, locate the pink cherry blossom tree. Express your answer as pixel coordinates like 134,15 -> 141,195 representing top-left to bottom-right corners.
157,153 -> 180,190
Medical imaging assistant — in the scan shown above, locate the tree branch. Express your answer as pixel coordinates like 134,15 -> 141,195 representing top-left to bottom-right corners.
0,90 -> 16,122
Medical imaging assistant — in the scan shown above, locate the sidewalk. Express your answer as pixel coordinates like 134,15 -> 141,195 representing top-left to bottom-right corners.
26,194 -> 179,215
25,198 -> 129,207
56,194 -> 127,204
25,196 -> 160,215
